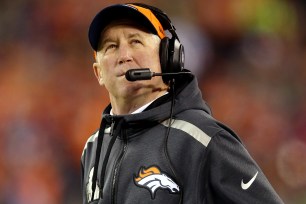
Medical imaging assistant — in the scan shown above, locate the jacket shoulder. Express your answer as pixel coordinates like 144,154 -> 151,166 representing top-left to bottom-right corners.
178,110 -> 237,136
81,130 -> 99,158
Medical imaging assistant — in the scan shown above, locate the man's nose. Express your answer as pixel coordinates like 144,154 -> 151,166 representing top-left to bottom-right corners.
118,44 -> 133,65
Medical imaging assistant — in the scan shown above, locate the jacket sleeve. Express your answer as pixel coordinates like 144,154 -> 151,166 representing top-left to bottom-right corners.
203,130 -> 284,204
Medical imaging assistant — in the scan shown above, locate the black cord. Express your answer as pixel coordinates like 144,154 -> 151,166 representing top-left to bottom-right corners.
164,79 -> 183,203
91,118 -> 107,201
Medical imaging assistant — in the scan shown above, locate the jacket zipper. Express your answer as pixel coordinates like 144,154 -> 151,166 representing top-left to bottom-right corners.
111,130 -> 128,204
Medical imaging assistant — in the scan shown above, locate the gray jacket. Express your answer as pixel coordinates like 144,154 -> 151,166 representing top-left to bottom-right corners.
81,74 -> 283,204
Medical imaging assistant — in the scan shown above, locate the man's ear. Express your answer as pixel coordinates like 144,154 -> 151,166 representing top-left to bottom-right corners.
93,62 -> 104,86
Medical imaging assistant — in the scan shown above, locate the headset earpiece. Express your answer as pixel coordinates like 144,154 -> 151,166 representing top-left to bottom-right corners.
159,36 -> 184,83
159,37 -> 169,74
168,37 -> 184,73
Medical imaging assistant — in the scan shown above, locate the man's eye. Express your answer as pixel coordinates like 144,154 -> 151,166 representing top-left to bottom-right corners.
131,39 -> 141,44
104,44 -> 117,52
108,44 -> 117,49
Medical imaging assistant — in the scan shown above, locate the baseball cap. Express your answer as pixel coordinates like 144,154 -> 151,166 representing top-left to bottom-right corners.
88,3 -> 166,51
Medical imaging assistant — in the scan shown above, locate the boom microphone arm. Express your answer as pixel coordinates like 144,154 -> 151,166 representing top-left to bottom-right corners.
125,68 -> 191,81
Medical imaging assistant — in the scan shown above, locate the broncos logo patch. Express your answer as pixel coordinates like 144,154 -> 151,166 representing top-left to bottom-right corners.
134,166 -> 180,199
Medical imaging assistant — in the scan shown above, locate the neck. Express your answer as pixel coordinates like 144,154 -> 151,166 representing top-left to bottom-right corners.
110,90 -> 168,115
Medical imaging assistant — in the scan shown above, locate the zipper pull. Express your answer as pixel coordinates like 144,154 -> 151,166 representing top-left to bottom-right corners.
99,187 -> 103,199
110,119 -> 115,137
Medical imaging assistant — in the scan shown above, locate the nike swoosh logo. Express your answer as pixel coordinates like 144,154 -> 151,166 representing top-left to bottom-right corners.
241,171 -> 258,190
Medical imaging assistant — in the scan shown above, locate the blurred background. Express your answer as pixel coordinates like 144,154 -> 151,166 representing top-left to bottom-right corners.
0,0 -> 305,203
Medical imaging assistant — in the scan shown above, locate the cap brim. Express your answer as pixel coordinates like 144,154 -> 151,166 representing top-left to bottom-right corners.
88,4 -> 158,51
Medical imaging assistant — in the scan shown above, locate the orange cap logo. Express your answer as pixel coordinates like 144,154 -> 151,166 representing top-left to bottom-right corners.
127,4 -> 166,39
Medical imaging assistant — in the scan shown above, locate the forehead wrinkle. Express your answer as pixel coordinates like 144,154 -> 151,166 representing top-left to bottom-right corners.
126,32 -> 144,40
99,28 -> 147,51
100,36 -> 115,47
98,19 -> 156,49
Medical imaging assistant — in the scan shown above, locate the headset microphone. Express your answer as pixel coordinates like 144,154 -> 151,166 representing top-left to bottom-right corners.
125,68 -> 191,81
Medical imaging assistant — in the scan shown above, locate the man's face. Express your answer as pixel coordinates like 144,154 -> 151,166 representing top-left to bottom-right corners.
93,22 -> 168,103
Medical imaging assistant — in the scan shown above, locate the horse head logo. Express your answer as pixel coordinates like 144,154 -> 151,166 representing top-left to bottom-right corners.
134,166 -> 180,199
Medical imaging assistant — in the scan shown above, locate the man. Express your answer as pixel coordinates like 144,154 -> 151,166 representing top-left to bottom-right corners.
81,3 -> 284,204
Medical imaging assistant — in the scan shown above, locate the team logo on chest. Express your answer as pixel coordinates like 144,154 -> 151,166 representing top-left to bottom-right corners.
134,166 -> 180,199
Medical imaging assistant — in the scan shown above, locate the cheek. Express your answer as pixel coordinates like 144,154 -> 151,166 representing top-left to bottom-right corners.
139,49 -> 161,71
99,59 -> 115,78
100,56 -> 114,69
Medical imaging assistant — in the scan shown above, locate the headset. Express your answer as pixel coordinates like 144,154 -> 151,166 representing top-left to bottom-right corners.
130,3 -> 185,83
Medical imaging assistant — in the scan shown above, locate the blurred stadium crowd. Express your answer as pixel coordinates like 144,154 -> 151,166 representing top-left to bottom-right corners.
0,0 -> 305,203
